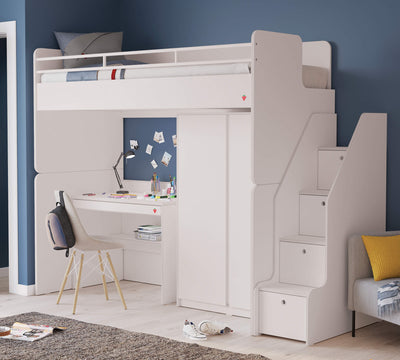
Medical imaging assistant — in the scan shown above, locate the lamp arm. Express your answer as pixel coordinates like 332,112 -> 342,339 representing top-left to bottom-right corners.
113,152 -> 124,169
113,166 -> 124,190
113,152 -> 124,190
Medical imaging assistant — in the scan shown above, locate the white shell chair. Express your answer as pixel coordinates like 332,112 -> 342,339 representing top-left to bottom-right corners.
47,190 -> 127,314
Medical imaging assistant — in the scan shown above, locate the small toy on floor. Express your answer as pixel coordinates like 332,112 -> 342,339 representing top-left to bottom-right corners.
198,320 -> 233,335
182,320 -> 233,341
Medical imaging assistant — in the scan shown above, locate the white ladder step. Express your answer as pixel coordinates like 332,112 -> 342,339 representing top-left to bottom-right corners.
300,189 -> 329,196
259,282 -> 315,297
281,234 -> 326,246
318,146 -> 348,151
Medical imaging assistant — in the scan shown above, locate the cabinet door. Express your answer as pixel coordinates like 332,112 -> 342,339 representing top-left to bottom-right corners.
228,114 -> 253,311
178,114 -> 227,306
279,241 -> 326,287
259,291 -> 307,341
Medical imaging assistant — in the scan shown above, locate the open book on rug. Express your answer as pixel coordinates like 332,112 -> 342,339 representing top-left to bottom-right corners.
0,322 -> 66,342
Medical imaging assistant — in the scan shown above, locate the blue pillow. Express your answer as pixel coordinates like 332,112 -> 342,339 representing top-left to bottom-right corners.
54,31 -> 123,68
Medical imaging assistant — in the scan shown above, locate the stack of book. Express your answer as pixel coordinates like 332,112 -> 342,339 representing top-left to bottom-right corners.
135,225 -> 162,241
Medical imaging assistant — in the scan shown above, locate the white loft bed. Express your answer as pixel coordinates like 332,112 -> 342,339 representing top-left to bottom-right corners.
35,32 -> 331,112
34,30 -> 342,342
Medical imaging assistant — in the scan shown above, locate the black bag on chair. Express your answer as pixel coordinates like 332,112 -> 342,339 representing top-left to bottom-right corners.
46,191 -> 76,257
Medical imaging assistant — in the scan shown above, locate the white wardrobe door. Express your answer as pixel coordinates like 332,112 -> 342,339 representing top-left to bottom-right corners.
228,114 -> 252,311
178,114 -> 227,306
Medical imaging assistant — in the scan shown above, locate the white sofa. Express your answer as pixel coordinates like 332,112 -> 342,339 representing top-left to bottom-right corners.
348,231 -> 400,336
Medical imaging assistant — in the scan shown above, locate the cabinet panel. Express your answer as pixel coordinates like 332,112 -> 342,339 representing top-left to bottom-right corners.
178,114 -> 227,306
299,194 -> 327,237
318,149 -> 346,190
124,248 -> 161,285
228,114 -> 253,311
259,291 -> 306,341
279,241 -> 326,287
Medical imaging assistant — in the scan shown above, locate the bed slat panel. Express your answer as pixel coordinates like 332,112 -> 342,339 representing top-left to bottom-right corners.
36,74 -> 251,111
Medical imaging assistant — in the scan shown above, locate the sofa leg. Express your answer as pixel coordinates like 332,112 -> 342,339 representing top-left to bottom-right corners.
352,311 -> 355,337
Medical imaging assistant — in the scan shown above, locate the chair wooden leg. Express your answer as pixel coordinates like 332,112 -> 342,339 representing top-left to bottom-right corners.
72,253 -> 84,315
98,250 -> 109,300
56,250 -> 76,305
106,252 -> 127,310
352,310 -> 356,337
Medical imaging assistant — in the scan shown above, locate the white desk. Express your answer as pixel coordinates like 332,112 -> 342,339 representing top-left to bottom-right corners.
72,193 -> 177,305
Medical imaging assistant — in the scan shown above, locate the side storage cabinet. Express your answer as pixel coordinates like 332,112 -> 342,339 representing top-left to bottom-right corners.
259,290 -> 306,341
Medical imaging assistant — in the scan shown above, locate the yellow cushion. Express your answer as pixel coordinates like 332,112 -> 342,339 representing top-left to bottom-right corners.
362,235 -> 400,281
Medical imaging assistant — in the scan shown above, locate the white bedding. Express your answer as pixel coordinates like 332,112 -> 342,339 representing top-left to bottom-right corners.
40,62 -> 329,89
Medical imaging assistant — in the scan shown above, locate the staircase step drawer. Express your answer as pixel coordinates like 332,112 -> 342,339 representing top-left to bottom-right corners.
318,149 -> 346,190
299,194 -> 327,237
259,291 -> 306,341
280,241 -> 326,287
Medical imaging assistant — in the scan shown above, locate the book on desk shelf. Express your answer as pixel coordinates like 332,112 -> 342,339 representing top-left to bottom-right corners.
135,225 -> 162,241
137,225 -> 161,233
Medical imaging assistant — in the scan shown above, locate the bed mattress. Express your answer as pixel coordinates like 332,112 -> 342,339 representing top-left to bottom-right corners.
40,63 -> 329,89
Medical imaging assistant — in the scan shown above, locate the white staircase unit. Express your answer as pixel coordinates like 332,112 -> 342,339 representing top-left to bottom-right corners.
254,113 -> 387,345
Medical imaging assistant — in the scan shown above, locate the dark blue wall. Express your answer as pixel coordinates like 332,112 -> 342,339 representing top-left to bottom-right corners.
121,0 -> 400,230
0,38 -> 8,268
0,0 -> 26,275
124,118 -> 176,182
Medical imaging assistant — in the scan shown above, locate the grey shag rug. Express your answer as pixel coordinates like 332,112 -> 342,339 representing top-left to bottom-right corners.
0,312 -> 270,360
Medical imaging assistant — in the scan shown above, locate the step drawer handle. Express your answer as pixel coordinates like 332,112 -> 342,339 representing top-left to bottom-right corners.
321,201 -> 326,206
281,299 -> 286,305
340,155 -> 344,160
302,249 -> 307,254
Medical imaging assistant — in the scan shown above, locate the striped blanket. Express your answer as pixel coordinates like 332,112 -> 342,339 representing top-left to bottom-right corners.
377,280 -> 400,316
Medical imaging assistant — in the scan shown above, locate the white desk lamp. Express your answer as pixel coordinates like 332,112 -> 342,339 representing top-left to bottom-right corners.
113,149 -> 136,194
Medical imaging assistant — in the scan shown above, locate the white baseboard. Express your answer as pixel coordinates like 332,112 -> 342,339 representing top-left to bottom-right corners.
10,284 -> 36,296
0,267 -> 8,278
178,299 -> 250,318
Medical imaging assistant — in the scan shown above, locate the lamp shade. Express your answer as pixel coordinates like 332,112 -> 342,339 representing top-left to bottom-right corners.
124,150 -> 135,159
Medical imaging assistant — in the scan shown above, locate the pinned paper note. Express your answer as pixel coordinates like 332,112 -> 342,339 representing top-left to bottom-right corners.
161,152 -> 172,167
146,144 -> 153,155
172,135 -> 177,147
153,131 -> 165,144
151,160 -> 158,169
130,140 -> 139,150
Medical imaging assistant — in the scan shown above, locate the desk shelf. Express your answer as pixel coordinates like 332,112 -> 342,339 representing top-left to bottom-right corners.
94,234 -> 161,252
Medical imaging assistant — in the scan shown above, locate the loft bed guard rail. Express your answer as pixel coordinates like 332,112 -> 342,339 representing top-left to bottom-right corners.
35,42 -> 252,71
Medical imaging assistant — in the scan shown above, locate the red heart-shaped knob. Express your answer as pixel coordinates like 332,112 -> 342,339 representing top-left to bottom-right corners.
153,208 -> 157,214
242,95 -> 247,101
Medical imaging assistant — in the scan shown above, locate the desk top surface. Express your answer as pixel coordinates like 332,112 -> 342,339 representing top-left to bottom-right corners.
72,193 -> 177,207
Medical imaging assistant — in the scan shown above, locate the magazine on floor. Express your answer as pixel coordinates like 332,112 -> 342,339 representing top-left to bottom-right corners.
0,322 -> 66,342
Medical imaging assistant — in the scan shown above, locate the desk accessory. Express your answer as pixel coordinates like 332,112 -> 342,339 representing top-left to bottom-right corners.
113,148 -> 137,194
150,172 -> 161,194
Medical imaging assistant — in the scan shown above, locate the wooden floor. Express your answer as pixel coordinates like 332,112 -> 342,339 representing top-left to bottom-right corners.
1,277 -> 400,360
